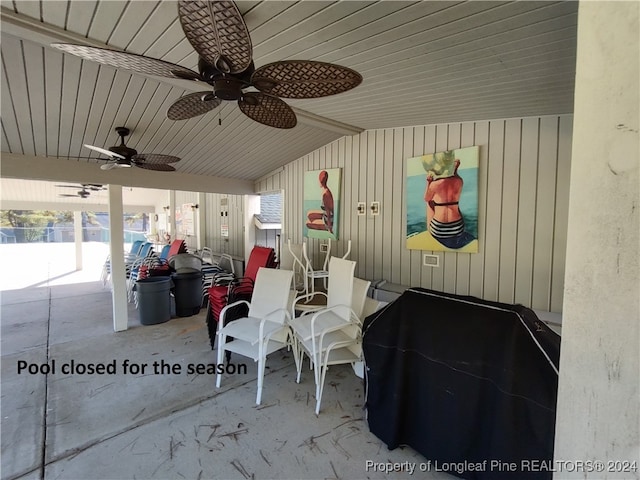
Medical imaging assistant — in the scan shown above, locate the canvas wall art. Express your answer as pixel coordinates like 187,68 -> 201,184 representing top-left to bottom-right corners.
406,146 -> 479,253
303,168 -> 341,240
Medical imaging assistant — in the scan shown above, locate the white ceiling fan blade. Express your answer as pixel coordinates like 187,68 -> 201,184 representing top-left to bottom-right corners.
100,163 -> 117,171
84,144 -> 125,159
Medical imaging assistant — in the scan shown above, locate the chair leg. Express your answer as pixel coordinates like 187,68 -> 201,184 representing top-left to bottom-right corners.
256,348 -> 266,405
291,338 -> 303,383
315,362 -> 329,415
215,333 -> 226,388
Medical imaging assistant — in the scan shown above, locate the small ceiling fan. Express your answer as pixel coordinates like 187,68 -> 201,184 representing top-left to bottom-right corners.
52,0 -> 362,129
84,127 -> 181,171
56,184 -> 104,198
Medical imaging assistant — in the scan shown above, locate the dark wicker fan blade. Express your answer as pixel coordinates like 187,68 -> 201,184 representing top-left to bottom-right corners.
178,0 -> 252,74
134,162 -> 177,172
167,92 -> 222,120
132,154 -> 181,165
51,44 -> 201,81
238,92 -> 296,129
251,60 -> 362,98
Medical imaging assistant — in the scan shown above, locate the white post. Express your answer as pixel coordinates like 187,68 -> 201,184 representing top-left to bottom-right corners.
554,2 -> 639,476
244,195 -> 260,264
108,185 -> 129,332
197,192 -> 206,250
73,211 -> 83,271
169,190 -> 176,241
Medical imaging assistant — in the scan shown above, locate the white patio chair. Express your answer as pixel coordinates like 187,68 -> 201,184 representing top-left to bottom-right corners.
215,267 -> 294,405
301,239 -> 351,300
289,257 -> 369,414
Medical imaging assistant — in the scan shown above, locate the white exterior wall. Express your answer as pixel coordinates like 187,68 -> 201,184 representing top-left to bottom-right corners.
554,2 -> 639,477
256,115 -> 573,312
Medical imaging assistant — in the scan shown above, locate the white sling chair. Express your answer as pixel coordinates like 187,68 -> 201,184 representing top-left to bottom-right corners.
289,257 -> 369,414
301,239 -> 351,299
215,267 -> 294,405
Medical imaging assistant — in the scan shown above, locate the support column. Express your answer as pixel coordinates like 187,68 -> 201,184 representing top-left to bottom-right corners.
197,192 -> 206,250
169,190 -> 176,241
244,195 -> 259,263
554,2 -> 639,477
73,211 -> 83,271
108,185 -> 129,332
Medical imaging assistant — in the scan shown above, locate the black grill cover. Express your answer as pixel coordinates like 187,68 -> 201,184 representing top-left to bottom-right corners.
363,288 -> 560,480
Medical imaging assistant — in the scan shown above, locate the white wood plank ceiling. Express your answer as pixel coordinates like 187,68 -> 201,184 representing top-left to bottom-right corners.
1,1 -> 578,191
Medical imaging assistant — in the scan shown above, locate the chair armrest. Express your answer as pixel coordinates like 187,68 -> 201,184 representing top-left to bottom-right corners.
258,308 -> 292,344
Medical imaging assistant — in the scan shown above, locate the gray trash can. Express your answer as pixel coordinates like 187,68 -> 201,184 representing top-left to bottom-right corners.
172,271 -> 203,317
134,277 -> 172,325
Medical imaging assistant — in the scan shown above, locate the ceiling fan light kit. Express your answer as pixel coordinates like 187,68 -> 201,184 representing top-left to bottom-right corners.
51,0 -> 362,131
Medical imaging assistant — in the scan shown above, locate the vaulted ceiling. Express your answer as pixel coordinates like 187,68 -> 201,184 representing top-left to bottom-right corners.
1,0 -> 578,198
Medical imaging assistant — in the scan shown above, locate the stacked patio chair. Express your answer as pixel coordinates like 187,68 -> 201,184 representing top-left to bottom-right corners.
205,246 -> 277,349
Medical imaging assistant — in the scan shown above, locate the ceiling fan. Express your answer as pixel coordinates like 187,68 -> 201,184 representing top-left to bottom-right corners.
51,0 -> 362,129
56,184 -> 105,198
83,127 -> 181,171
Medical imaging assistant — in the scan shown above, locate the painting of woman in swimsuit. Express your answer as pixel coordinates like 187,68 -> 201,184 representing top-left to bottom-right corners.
304,168 -> 341,240
406,147 -> 479,253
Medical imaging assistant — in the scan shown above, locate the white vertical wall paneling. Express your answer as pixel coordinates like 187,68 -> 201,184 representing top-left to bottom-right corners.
456,122 -> 475,296
498,119 -> 522,304
382,129 -> 394,283
444,123 -> 461,294
550,116 -> 572,312
365,132 -> 376,281
373,130 -> 385,281
396,128 -> 410,286
483,120 -> 506,301
269,115 -> 571,311
410,126 -> 425,288
341,136 -> 352,260
532,116 -> 559,310
515,117 -> 540,306
356,132 -> 368,279
469,121 -> 489,298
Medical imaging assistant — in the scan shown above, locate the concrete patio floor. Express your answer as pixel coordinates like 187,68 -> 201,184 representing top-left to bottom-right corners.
0,243 -> 453,480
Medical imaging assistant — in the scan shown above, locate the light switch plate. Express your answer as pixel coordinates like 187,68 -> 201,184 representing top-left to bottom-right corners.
320,243 -> 329,252
357,202 -> 366,215
370,201 -> 380,215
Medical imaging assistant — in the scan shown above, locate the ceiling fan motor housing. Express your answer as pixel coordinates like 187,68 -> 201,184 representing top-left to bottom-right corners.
198,57 -> 254,101
110,127 -> 137,159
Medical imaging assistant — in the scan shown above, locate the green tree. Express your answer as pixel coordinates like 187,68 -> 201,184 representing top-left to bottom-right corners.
0,210 -> 57,242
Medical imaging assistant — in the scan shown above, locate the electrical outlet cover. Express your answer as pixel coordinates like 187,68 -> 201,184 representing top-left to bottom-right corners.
423,254 -> 439,267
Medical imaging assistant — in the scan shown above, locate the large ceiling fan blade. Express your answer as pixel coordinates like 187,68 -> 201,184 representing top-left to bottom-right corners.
100,163 -> 118,171
132,154 -> 181,165
251,61 -> 363,99
84,144 -> 126,159
238,92 -> 297,129
51,44 -> 201,81
134,163 -> 177,172
167,92 -> 222,120
178,0 -> 252,74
